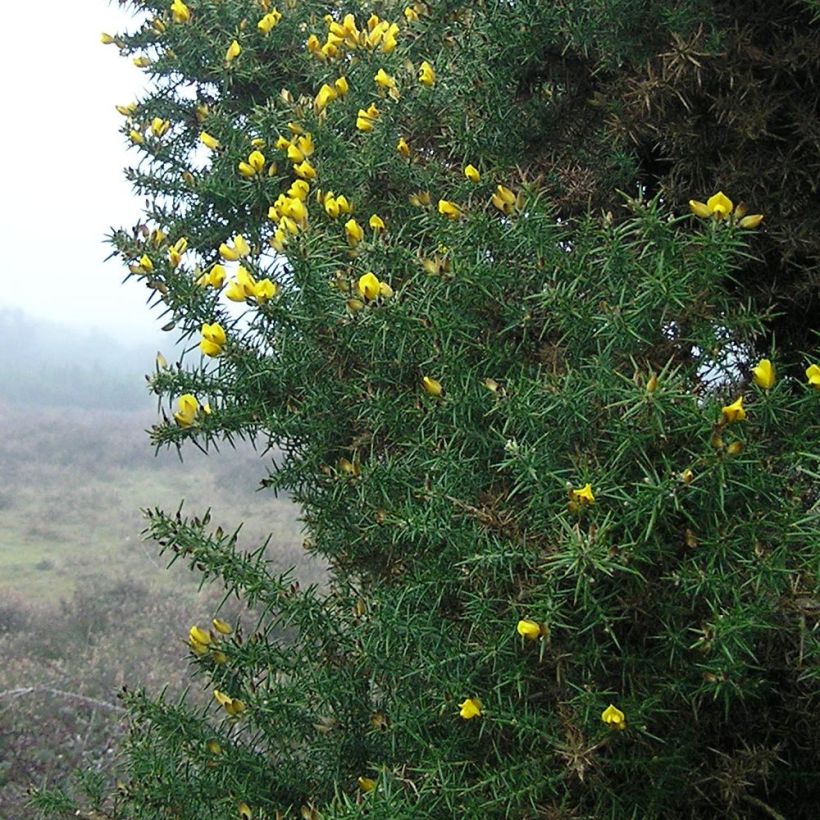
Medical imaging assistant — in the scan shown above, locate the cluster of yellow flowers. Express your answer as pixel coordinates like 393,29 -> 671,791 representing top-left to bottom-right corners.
306,12 -> 402,62
257,7 -> 282,34
187,618 -> 232,662
314,76 -> 350,114
269,177 -> 312,251
226,267 -> 279,304
689,191 -> 763,228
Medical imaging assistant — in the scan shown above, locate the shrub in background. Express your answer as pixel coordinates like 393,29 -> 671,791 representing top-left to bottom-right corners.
33,1 -> 818,817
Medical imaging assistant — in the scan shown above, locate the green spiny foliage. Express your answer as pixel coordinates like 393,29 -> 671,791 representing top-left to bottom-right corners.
32,1 -> 819,817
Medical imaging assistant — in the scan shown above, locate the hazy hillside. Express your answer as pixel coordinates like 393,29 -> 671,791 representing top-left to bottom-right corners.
0,308 -> 166,410
0,312 -> 316,816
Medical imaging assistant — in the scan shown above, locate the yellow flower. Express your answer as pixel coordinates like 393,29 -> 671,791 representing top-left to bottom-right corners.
601,703 -> 626,730
721,396 -> 746,423
396,137 -> 410,158
151,118 -> 170,138
335,194 -> 352,213
357,777 -> 377,793
314,83 -> 337,113
806,363 -> 820,388
225,267 -> 258,302
206,739 -> 222,755
375,68 -> 397,90
116,102 -> 138,116
200,322 -> 227,357
133,56 -> 151,68
226,40 -> 242,64
689,191 -> 733,220
219,235 -> 251,260
175,395 -> 199,427
129,129 -> 144,145
459,698 -> 482,719
238,803 -> 252,820
197,264 -> 226,288
422,376 -> 443,397
170,0 -> 190,24
571,483 -> 595,505
418,60 -> 436,87
293,160 -> 317,180
491,184 -> 518,214
212,618 -> 232,635
409,191 -> 431,208
138,254 -> 154,273
739,213 -> 764,229
369,214 -> 385,232
257,10 -> 282,34
404,7 -> 420,22
358,272 -> 381,301
334,76 -> 350,96
345,219 -> 364,246
438,199 -> 462,220
200,131 -> 220,150
464,164 -> 481,183
254,278 -> 279,304
379,281 -> 394,299
100,32 -> 117,45
516,620 -> 542,640
189,625 -> 211,646
248,149 -> 266,173
356,105 -> 379,132
751,359 -> 775,390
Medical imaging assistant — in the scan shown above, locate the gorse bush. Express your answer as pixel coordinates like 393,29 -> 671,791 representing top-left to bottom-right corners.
33,0 -> 819,817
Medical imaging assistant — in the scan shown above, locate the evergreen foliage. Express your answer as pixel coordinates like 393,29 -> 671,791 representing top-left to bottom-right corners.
33,1 -> 818,817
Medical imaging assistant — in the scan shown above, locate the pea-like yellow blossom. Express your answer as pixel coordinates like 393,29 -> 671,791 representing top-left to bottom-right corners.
358,777 -> 377,793
601,703 -> 626,729
200,323 -> 227,357
226,40 -> 242,64
739,213 -> 764,229
334,76 -> 350,96
356,104 -> 380,132
138,254 -> 154,273
219,235 -> 251,261
438,199 -> 462,220
459,698 -> 482,719
212,618 -> 232,635
133,56 -> 152,68
206,739 -> 222,755
689,191 -> 733,220
116,102 -> 138,116
238,803 -> 252,820
516,619 -> 542,640
170,0 -> 190,24
752,359 -> 775,390
396,137 -> 411,158
721,396 -> 746,424
226,267 -> 258,302
174,395 -> 199,428
197,264 -> 226,289
200,131 -> 220,150
369,214 -> 385,232
805,363 -> 820,388
464,164 -> 481,183
418,60 -> 436,87
293,160 -> 317,180
491,184 -> 519,215
422,376 -> 443,397
571,483 -> 595,505
345,219 -> 364,246
257,9 -> 282,34
151,118 -> 170,138
358,272 -> 381,301
409,191 -> 431,207
314,83 -> 337,113
189,625 -> 211,646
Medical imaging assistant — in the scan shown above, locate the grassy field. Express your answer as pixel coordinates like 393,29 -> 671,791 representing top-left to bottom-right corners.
0,399 -> 321,816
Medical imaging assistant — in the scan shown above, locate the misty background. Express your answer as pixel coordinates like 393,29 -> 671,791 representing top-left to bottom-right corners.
0,5 -> 310,811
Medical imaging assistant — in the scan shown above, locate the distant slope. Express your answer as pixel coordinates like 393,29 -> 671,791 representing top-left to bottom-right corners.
0,309 -> 163,411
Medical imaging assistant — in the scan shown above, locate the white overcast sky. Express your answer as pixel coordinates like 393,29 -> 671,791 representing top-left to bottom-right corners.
0,3 -> 163,343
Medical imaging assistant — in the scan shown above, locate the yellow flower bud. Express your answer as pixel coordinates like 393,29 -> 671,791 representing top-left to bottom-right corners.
464,164 -> 481,183
438,199 -> 462,220
806,363 -> 820,389
738,213 -> 763,229
422,376 -> 443,397
345,219 -> 364,246
357,777 -> 377,793
369,214 -> 385,232
200,131 -> 220,150
418,60 -> 436,87
212,618 -> 232,635
226,40 -> 242,64
170,0 -> 191,24
396,137 -> 411,158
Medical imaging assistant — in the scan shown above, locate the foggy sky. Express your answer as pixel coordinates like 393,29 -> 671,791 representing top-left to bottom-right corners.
0,3 -> 165,344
